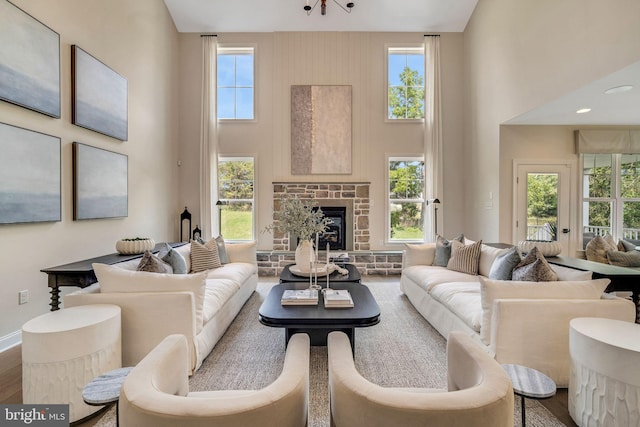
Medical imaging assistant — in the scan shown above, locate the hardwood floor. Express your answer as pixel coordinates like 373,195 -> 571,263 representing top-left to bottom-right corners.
1,276 -> 577,427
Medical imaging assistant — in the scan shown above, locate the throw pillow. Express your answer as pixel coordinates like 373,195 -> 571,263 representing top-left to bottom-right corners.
434,234 -> 464,267
158,243 -> 188,274
137,250 -> 173,274
478,244 -> 508,277
403,243 -> 436,267
190,239 -> 222,272
512,247 -> 558,282
447,240 -> 482,275
618,239 -> 637,252
606,250 -> 640,267
224,241 -> 257,264
479,276 -> 611,345
93,263 -> 208,334
585,235 -> 617,264
488,247 -> 521,280
215,235 -> 230,264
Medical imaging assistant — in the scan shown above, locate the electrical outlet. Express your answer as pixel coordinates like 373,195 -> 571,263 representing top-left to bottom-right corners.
19,290 -> 29,305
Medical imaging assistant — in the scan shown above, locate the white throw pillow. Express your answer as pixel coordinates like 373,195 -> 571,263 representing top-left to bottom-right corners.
93,263 -> 207,333
479,276 -> 610,345
478,244 -> 508,277
226,241 -> 257,264
403,243 -> 436,267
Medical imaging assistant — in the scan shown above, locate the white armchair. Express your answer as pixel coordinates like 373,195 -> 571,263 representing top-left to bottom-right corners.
328,330 -> 514,427
119,333 -> 310,427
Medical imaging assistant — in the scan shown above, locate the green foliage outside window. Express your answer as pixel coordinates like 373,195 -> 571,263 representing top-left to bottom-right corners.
388,67 -> 425,120
389,160 -> 424,239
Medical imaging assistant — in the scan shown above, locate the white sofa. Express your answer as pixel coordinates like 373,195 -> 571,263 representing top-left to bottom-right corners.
64,242 -> 258,374
400,242 -> 636,387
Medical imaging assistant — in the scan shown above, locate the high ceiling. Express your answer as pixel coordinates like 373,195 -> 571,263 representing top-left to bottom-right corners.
163,0 -> 640,126
163,0 -> 479,33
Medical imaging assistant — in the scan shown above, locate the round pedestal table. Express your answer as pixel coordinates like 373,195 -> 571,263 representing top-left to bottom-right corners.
569,317 -> 640,427
22,304 -> 122,423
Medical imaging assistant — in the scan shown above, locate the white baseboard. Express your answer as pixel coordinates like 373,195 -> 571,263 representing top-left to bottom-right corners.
0,330 -> 21,353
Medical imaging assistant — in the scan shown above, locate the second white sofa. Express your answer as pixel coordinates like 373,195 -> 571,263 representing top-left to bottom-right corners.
400,242 -> 636,386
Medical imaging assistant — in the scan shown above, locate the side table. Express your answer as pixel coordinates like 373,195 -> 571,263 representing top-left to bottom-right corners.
83,367 -> 133,427
502,364 -> 556,427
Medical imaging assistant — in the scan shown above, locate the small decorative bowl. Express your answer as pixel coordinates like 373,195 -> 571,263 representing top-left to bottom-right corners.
517,240 -> 562,257
116,238 -> 155,255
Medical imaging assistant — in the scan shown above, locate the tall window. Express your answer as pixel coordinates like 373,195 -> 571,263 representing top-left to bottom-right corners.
582,153 -> 640,243
218,157 -> 255,241
388,157 -> 425,241
387,47 -> 425,120
217,47 -> 254,120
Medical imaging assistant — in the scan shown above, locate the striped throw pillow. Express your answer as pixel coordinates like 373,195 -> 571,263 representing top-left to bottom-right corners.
447,240 -> 482,275
190,239 -> 222,272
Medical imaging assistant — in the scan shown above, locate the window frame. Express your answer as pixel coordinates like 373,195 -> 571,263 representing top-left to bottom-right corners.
385,45 -> 426,123
386,155 -> 426,243
217,155 -> 256,242
217,45 -> 256,122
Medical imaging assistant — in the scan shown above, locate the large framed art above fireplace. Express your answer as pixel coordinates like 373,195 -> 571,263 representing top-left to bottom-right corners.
272,182 -> 370,251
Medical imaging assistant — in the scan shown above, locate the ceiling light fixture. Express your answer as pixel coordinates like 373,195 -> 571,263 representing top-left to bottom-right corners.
604,85 -> 634,95
304,0 -> 354,16
576,108 -> 592,114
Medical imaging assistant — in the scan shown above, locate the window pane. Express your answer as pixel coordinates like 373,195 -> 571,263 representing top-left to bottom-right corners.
217,88 -> 235,119
623,201 -> 640,240
388,54 -> 405,86
583,153 -> 612,198
390,202 -> 423,240
583,201 -> 611,238
407,54 -> 425,80
388,50 -> 425,120
220,201 -> 253,240
526,173 -> 558,241
236,88 -> 254,120
218,159 -> 254,199
621,154 -> 640,198
235,54 -> 253,86
217,55 -> 235,86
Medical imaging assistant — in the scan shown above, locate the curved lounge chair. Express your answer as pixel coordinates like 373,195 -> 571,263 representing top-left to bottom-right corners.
119,333 -> 310,427
328,330 -> 514,427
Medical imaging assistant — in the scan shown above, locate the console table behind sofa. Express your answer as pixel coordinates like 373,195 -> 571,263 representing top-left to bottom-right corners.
41,242 -> 186,311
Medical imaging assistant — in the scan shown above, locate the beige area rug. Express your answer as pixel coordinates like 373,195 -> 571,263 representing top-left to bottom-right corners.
93,277 -> 566,427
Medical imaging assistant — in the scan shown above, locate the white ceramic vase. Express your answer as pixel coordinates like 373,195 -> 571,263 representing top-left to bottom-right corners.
295,240 -> 316,272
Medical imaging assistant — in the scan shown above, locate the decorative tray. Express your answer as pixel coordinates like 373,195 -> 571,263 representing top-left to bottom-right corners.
289,263 -> 336,277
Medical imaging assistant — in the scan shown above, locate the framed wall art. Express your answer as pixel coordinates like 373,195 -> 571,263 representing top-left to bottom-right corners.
72,45 -> 128,140
0,122 -> 61,224
0,0 -> 61,118
291,85 -> 352,175
73,142 -> 128,220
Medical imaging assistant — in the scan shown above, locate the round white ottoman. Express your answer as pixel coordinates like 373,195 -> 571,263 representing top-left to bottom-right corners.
22,304 -> 122,423
569,317 -> 640,427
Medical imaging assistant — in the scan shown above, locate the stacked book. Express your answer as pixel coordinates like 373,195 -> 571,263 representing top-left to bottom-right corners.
281,289 -> 319,306
323,289 -> 354,308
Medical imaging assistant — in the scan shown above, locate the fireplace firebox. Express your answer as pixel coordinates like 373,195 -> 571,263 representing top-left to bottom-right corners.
316,206 -> 346,251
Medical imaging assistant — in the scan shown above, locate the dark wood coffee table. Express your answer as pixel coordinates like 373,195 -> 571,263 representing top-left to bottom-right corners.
279,263 -> 361,283
259,282 -> 380,351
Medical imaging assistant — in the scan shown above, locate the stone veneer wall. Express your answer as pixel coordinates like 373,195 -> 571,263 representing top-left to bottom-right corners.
257,251 -> 403,277
272,182 -> 370,251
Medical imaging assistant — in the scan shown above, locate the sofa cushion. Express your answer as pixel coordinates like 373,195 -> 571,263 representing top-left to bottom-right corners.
549,264 -> 592,281
606,249 -> 640,267
479,245 -> 508,277
202,278 -> 241,323
158,243 -> 188,274
429,281 -> 482,332
586,235 -> 617,264
137,250 -> 173,274
488,247 -> 521,280
191,239 -> 222,272
479,277 -> 611,345
93,263 -> 208,333
434,234 -> 464,267
205,262 -> 257,287
447,240 -> 482,275
512,247 -> 558,282
403,243 -> 436,267
402,265 -> 480,293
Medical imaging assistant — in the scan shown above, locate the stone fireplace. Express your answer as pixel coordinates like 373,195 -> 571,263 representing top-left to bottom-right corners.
271,182 -> 370,251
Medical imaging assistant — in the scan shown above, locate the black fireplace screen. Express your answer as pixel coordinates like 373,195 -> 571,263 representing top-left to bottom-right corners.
317,206 -> 346,251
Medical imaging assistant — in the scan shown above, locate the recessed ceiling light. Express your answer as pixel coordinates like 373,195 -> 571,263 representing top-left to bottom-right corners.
576,108 -> 591,114
604,85 -> 633,95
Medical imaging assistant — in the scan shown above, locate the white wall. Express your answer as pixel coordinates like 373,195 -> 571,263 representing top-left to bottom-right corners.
464,0 -> 640,242
177,31 -> 466,250
0,0 -> 180,346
